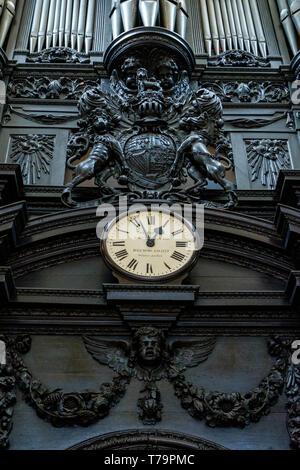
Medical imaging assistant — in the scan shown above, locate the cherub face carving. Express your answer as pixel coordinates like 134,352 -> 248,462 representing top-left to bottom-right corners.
121,58 -> 141,89
155,58 -> 179,90
134,327 -> 164,367
138,335 -> 161,366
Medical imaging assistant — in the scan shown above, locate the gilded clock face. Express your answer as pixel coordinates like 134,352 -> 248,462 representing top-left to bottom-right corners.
101,210 -> 199,281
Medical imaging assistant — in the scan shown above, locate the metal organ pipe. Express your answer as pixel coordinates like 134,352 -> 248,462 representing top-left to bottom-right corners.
242,0 -> 258,56
200,0 -> 212,55
29,0 -> 95,53
232,0 -> 244,50
176,1 -> 188,39
237,0 -> 251,52
214,0 -> 226,53
30,0 -> 43,53
64,0 -> 73,47
0,0 -> 18,48
219,0 -> 232,50
161,0 -> 177,32
121,0 -> 138,31
59,0 -> 67,47
46,0 -> 57,49
225,0 -> 238,49
249,0 -> 267,57
277,0 -> 299,55
288,0 -> 300,35
52,0 -> 61,48
71,0 -> 80,50
110,0 -> 122,40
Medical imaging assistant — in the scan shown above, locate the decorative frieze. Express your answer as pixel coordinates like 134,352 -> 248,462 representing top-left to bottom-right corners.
209,49 -> 270,66
202,80 -> 289,103
7,76 -> 100,101
26,46 -> 90,63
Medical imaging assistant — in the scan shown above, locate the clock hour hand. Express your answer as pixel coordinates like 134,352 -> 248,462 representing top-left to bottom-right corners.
137,217 -> 151,243
146,226 -> 164,247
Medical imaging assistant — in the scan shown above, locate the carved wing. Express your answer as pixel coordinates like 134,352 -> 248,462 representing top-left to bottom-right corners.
170,337 -> 217,371
83,336 -> 130,374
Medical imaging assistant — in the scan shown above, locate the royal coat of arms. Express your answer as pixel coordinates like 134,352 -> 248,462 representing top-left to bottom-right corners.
62,30 -> 237,209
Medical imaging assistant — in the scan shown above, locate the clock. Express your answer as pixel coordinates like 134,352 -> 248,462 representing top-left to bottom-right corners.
100,209 -> 200,283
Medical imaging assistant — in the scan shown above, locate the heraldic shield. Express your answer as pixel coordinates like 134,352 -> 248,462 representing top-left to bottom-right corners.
124,133 -> 177,190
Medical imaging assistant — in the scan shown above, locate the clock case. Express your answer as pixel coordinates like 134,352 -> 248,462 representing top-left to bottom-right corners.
100,207 -> 201,285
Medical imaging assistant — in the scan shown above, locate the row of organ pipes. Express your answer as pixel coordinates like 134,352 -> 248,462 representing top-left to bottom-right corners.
110,0 -> 188,40
0,0 -> 299,57
277,0 -> 300,56
110,0 -> 268,56
29,0 -> 96,54
199,0 -> 267,57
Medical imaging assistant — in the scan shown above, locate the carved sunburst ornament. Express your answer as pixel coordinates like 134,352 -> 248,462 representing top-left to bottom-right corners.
246,139 -> 291,189
10,135 -> 55,185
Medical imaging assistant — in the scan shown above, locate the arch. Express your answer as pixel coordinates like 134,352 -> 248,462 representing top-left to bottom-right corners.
68,429 -> 228,451
10,207 -> 292,281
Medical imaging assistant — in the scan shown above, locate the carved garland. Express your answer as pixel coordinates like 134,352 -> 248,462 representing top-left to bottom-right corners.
1,334 -> 298,449
269,336 -> 300,450
1,332 -> 298,450
8,336 -> 131,428
0,341 -> 16,450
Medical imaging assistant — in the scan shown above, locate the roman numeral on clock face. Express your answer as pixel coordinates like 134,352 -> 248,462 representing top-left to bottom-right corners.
171,251 -> 185,262
127,259 -> 138,270
147,215 -> 155,225
113,241 -> 126,247
115,249 -> 128,260
147,264 -> 153,274
176,241 -> 188,248
130,218 -> 140,228
172,229 -> 184,236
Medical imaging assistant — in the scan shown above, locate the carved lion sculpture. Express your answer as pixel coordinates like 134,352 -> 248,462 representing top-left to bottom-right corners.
177,134 -> 237,208
62,136 -> 128,207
